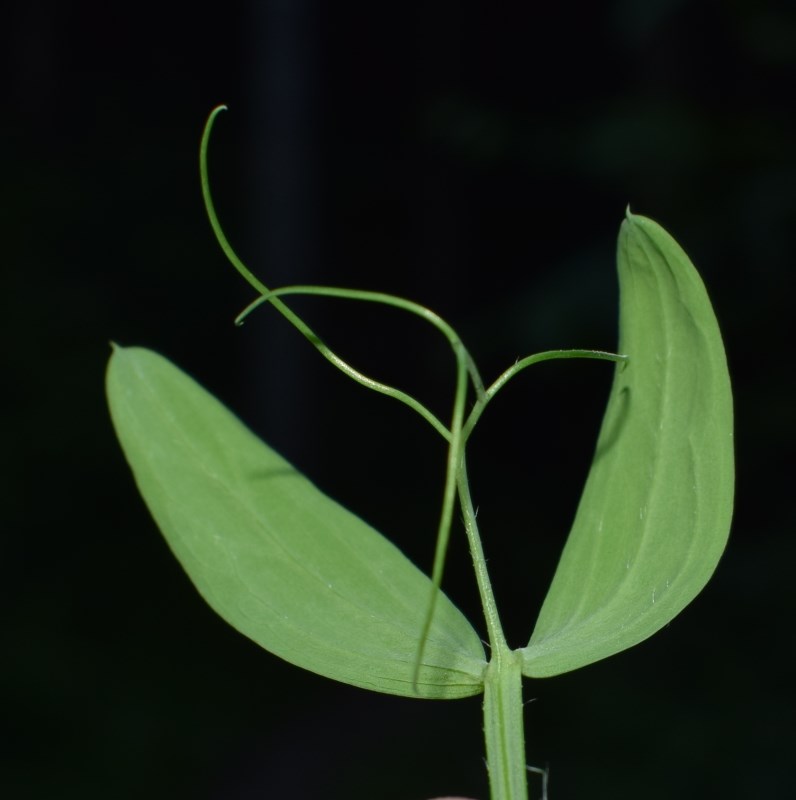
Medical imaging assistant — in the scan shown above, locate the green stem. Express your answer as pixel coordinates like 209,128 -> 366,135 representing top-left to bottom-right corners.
483,650 -> 528,800
458,457 -> 528,800
457,456 -> 505,652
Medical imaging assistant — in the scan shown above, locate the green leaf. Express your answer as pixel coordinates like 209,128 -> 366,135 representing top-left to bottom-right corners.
522,212 -> 734,678
106,346 -> 486,698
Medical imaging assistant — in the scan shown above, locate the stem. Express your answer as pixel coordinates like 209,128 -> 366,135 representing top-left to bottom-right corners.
457,457 -> 505,652
458,457 -> 528,800
483,650 -> 528,800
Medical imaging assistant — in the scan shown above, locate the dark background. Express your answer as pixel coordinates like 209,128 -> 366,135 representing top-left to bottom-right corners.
3,1 -> 794,798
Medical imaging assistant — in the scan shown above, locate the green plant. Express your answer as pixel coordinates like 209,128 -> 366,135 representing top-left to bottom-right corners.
106,106 -> 734,799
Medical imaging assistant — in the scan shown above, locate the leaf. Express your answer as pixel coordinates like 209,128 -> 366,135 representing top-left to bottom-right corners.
522,211 -> 734,678
106,345 -> 486,698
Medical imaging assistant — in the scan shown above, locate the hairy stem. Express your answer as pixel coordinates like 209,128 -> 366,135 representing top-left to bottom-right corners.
457,457 -> 528,800
457,457 -> 506,652
483,650 -> 528,800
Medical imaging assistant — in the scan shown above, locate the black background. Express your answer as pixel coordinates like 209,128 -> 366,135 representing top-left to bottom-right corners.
3,1 -> 794,798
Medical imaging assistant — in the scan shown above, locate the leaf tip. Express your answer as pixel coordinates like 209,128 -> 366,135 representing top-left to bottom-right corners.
108,341 -> 136,363
624,205 -> 643,226
107,342 -> 126,370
